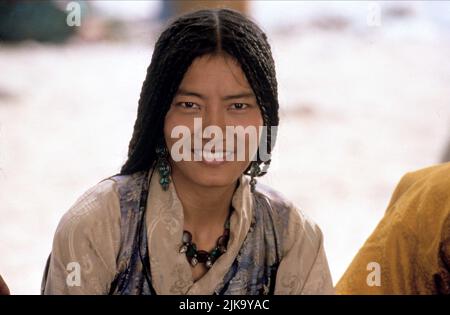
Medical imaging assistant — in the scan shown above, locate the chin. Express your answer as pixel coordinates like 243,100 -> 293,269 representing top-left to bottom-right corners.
196,175 -> 236,188
177,161 -> 243,188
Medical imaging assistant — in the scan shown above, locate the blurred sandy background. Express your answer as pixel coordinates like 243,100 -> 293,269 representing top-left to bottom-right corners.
1,1 -> 450,294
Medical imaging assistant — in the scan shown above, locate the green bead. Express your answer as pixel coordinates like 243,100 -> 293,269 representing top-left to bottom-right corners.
160,177 -> 170,186
159,164 -> 168,171
211,248 -> 220,258
186,244 -> 197,257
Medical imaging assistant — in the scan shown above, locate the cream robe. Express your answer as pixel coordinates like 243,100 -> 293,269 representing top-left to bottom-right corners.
42,172 -> 334,295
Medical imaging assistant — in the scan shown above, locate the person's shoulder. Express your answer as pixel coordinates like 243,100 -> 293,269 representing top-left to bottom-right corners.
254,182 -> 324,254
46,177 -> 123,294
254,181 -> 321,231
398,162 -> 450,194
55,177 -> 121,240
395,163 -> 450,227
391,163 -> 450,217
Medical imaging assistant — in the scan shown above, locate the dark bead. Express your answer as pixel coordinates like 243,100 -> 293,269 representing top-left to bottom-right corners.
217,236 -> 227,247
182,231 -> 192,243
218,245 -> 227,254
196,250 -> 209,263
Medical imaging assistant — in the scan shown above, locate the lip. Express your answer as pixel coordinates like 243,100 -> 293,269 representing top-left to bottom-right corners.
192,149 -> 234,165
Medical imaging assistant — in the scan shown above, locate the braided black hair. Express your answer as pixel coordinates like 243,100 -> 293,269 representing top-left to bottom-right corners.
120,8 -> 279,176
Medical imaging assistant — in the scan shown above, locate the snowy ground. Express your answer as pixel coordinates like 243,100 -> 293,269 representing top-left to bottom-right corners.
1,2 -> 450,294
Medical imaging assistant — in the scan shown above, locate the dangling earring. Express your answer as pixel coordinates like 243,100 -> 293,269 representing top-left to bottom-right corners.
248,160 -> 271,193
249,162 -> 261,193
155,144 -> 171,191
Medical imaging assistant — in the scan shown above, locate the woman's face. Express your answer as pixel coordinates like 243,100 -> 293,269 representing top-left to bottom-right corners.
164,53 -> 263,188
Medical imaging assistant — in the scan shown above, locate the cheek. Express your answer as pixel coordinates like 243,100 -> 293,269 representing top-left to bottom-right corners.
164,111 -> 183,140
163,111 -> 175,144
247,114 -> 264,159
240,109 -> 263,129
164,111 -> 196,151
164,112 -> 186,151
228,114 -> 263,162
238,113 -> 264,139
254,113 -> 264,142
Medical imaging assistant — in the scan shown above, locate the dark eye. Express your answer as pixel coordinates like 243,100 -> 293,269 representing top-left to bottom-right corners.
178,102 -> 200,109
230,103 -> 248,110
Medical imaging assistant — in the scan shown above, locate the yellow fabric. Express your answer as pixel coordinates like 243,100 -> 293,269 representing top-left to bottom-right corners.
336,163 -> 450,294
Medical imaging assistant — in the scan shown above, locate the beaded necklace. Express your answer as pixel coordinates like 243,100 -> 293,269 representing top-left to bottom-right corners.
179,208 -> 232,268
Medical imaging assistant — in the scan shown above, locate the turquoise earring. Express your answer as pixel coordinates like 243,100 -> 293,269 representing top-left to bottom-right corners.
155,145 -> 171,191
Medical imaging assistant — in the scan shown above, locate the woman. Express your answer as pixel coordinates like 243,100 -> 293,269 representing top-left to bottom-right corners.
41,8 -> 333,295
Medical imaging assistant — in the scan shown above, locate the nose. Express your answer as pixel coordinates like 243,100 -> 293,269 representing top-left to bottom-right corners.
203,101 -> 225,129
199,101 -> 227,148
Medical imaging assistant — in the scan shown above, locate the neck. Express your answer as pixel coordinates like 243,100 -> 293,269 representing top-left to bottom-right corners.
171,169 -> 238,237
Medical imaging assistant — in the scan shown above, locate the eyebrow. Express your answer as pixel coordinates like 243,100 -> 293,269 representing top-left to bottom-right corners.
176,88 -> 255,101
